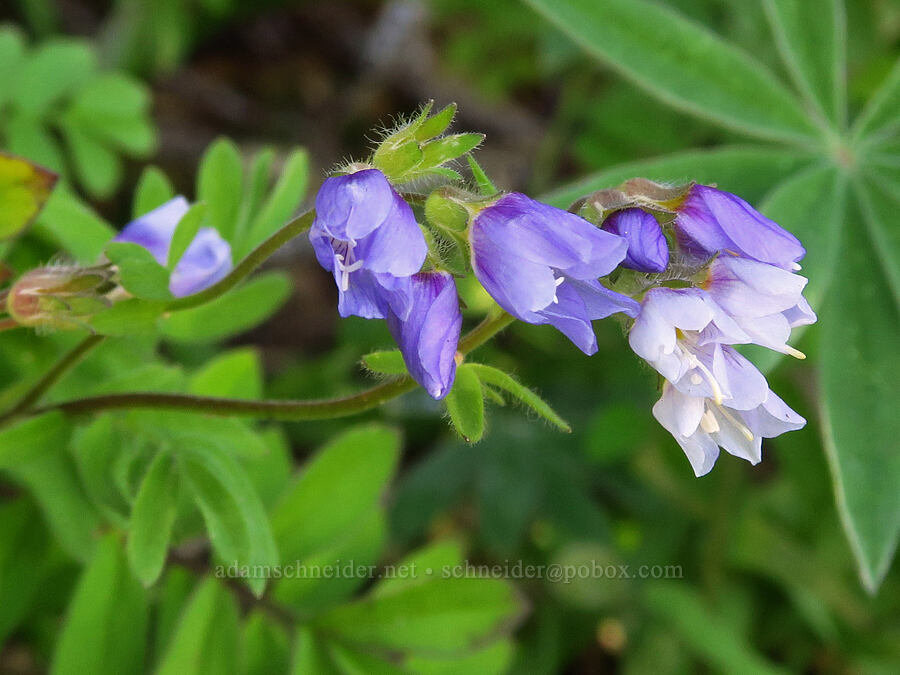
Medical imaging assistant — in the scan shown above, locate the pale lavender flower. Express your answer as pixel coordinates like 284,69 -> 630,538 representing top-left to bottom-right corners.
309,168 -> 427,320
386,271 -> 462,400
702,255 -> 816,358
675,184 -> 805,270
601,207 -> 669,273
115,196 -> 232,297
653,363 -> 806,477
628,287 -> 806,475
470,193 -> 639,355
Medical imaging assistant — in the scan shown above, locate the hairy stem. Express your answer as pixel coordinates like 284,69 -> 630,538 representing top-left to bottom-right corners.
0,334 -> 105,423
165,210 -> 315,311
32,311 -> 514,422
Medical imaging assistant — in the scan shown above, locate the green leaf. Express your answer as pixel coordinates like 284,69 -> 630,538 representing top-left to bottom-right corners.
35,186 -> 115,262
189,348 -> 263,399
820,188 -> 900,592
373,539 -> 464,598
745,165 -> 846,372
643,583 -> 788,675
90,299 -> 166,336
328,644 -> 406,675
240,148 -> 309,257
1,414 -> 98,561
542,145 -> 815,209
235,148 -> 275,239
524,0 -> 818,144
178,441 -> 279,597
856,175 -> 900,305
134,166 -> 176,218
444,364 -> 485,443
61,122 -> 122,198
467,363 -> 570,432
156,578 -> 240,675
129,410 -> 269,461
0,28 -> 26,106
292,628 -> 341,675
407,641 -> 514,675
852,57 -> 900,144
762,0 -> 845,127
13,38 -> 96,114
361,350 -> 408,375
5,111 -> 65,171
167,202 -> 208,270
467,154 -> 498,196
0,152 -> 58,239
270,425 -> 400,561
415,102 -> 457,141
127,451 -> 179,586
105,241 -> 173,300
273,509 -> 386,612
161,271 -> 290,342
419,133 -> 485,169
64,73 -> 156,155
51,535 -> 148,675
0,500 -> 50,645
240,611 -> 291,675
314,577 -> 522,654
71,414 -> 131,521
197,138 -> 243,241
0,410 -> 69,471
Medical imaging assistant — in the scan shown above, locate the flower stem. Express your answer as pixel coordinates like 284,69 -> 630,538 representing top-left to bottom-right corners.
29,311 -> 515,422
165,210 -> 315,311
0,334 -> 105,423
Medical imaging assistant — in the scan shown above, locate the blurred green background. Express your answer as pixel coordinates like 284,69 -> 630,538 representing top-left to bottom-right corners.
0,0 -> 898,673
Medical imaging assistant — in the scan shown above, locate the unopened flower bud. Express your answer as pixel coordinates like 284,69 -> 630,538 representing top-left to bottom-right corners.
7,264 -> 116,331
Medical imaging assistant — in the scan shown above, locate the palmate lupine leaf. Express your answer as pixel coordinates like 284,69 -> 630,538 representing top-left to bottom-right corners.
523,0 -> 820,145
763,0 -> 846,128
820,187 -> 900,592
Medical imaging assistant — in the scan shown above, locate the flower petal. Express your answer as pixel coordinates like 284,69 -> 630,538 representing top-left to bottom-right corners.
169,228 -> 232,297
474,193 -> 627,279
601,208 -> 669,273
471,219 -> 556,320
115,196 -> 191,264
313,169 -> 395,241
387,271 -> 462,400
355,191 -> 427,277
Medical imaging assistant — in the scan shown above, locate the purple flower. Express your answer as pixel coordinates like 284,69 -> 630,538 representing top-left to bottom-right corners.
386,271 -> 462,400
675,184 -> 805,270
601,208 -> 669,273
115,196 -> 232,297
703,256 -> 816,358
309,169 -> 427,320
470,193 -> 639,355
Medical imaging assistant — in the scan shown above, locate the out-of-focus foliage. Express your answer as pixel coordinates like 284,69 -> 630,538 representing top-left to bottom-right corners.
0,0 -> 897,674
0,25 -> 156,198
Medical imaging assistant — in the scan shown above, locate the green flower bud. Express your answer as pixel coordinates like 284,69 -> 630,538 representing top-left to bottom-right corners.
7,264 -> 117,331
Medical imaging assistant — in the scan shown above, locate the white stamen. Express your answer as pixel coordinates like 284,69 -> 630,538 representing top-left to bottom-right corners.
333,239 -> 364,292
679,344 -> 724,405
790,262 -> 802,271
785,345 -> 806,360
690,373 -> 703,385
713,402 -> 754,441
700,409 -> 720,433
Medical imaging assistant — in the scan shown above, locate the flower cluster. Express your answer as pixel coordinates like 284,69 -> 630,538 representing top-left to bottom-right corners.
305,113 -> 813,476
608,183 -> 814,475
